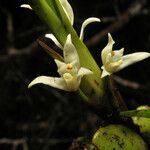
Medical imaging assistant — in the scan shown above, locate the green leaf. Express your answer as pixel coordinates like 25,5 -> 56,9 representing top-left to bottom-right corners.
120,110 -> 150,118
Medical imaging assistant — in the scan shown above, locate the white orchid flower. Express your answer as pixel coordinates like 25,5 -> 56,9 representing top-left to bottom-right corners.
101,33 -> 150,78
28,34 -> 93,91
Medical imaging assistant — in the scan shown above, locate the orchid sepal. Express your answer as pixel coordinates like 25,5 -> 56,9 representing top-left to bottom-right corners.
80,17 -> 101,41
59,0 -> 74,25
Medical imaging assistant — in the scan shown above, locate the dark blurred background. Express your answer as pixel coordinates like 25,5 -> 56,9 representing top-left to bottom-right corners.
0,0 -> 150,149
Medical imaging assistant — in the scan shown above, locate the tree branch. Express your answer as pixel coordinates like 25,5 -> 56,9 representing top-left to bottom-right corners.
86,0 -> 147,46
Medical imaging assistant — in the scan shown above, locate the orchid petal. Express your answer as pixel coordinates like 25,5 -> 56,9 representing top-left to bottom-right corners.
112,48 -> 124,61
59,0 -> 74,25
45,34 -> 63,49
80,17 -> 101,41
101,33 -> 115,64
77,67 -> 93,77
101,66 -> 111,78
28,76 -> 69,91
64,34 -> 80,68
54,59 -> 67,75
20,4 -> 32,10
118,52 -> 150,71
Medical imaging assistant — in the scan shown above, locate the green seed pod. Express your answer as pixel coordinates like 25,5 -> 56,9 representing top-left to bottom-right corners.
132,105 -> 150,144
92,124 -> 148,150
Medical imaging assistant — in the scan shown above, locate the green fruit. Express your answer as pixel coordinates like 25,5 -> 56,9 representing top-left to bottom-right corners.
132,105 -> 150,144
92,124 -> 148,150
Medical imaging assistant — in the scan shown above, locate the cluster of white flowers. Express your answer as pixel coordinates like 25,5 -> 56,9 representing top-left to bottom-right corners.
21,0 -> 150,92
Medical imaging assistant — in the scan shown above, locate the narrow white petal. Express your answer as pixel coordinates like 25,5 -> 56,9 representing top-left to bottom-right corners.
101,66 -> 111,78
113,48 -> 124,60
118,52 -> 150,71
20,4 -> 32,10
28,76 -> 69,91
79,17 -> 101,41
77,67 -> 93,77
64,34 -> 80,68
59,0 -> 74,25
45,34 -> 63,49
54,59 -> 67,75
101,33 -> 115,64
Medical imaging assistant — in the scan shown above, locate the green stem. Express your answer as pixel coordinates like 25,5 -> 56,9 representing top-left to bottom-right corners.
77,89 -> 89,102
109,75 -> 128,111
